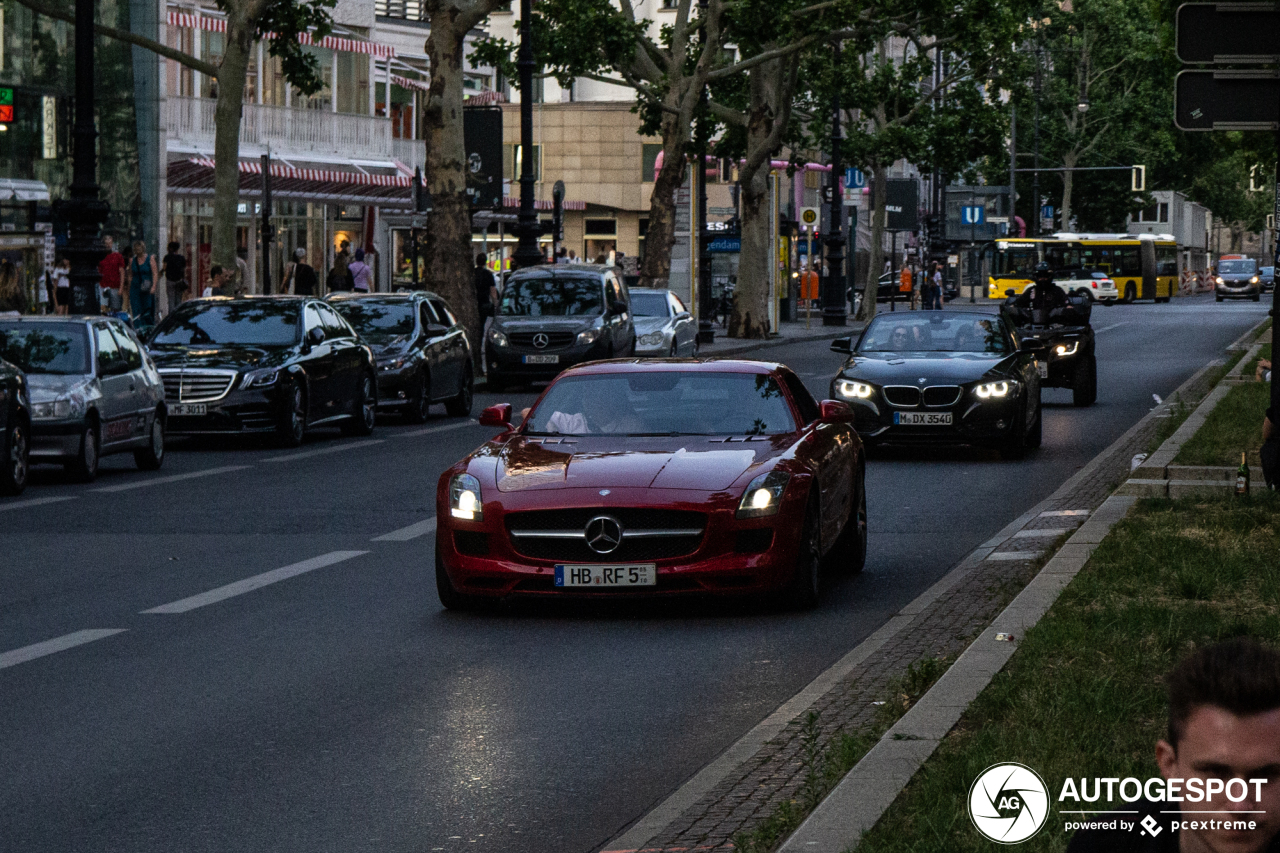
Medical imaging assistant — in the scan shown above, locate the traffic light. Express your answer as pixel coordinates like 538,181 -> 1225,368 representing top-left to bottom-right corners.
924,214 -> 943,244
1131,165 -> 1146,192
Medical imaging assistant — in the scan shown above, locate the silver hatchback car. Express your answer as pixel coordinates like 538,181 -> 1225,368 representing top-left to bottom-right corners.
0,316 -> 166,481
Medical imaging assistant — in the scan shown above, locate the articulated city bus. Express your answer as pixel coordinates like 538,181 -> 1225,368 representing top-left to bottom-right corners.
989,233 -> 1179,302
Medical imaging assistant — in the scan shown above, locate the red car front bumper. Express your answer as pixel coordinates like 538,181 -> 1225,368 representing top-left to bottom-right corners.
435,485 -> 809,599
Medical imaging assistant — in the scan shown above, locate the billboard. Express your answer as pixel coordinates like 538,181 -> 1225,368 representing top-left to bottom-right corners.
463,108 -> 503,209
885,179 -> 919,231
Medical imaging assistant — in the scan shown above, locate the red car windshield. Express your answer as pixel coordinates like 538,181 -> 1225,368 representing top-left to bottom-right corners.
526,371 -> 797,436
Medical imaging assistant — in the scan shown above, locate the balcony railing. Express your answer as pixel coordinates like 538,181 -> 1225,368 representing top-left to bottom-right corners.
166,97 -> 396,163
391,137 -> 426,170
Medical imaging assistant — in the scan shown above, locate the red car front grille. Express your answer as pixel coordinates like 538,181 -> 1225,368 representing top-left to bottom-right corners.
505,508 -> 707,563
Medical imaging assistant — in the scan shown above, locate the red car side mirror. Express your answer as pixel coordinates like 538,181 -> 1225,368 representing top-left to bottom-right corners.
819,399 -> 852,421
479,403 -> 513,428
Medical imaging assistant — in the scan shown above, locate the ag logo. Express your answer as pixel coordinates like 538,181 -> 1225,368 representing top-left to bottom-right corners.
968,763 -> 1049,844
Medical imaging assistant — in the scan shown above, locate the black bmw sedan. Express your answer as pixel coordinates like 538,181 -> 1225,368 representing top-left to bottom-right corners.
829,310 -> 1045,458
327,291 -> 473,421
147,296 -> 377,446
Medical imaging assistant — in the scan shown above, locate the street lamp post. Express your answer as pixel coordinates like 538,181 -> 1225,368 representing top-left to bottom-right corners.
55,0 -> 110,314
695,0 -> 715,344
510,0 -> 543,269
821,40 -> 846,327
1032,44 -> 1042,237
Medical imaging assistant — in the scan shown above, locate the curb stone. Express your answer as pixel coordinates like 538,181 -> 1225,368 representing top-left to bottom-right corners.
774,316 -> 1273,853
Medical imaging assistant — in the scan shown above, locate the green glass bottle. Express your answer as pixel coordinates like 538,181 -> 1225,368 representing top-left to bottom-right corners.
1236,451 -> 1250,496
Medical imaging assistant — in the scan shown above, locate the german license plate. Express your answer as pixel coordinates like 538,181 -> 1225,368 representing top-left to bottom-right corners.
170,403 -> 207,416
893,411 -> 953,426
523,354 -> 559,365
555,563 -> 656,587
1038,363 -> 1049,378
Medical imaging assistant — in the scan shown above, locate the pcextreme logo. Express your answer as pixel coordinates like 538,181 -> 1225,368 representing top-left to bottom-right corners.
969,763 -> 1051,844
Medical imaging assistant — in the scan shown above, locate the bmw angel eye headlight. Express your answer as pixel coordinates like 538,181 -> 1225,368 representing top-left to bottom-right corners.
576,328 -> 599,346
240,368 -> 280,389
835,379 -> 874,400
736,471 -> 790,519
449,473 -> 483,521
974,381 -> 1012,399
1054,341 -> 1078,357
639,332 -> 664,346
488,329 -> 509,348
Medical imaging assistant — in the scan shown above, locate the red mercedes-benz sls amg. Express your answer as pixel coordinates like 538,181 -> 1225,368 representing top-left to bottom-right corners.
435,360 -> 866,609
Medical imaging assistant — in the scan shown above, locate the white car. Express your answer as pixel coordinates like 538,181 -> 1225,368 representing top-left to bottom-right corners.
631,288 -> 699,357
1059,271 -> 1118,304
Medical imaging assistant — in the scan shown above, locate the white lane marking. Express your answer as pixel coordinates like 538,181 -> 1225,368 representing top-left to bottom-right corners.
0,495 -> 78,513
1040,509 -> 1090,517
0,629 -> 127,670
141,550 -> 368,614
1093,322 -> 1129,334
372,517 -> 437,542
985,550 -> 1043,561
91,465 -> 251,493
262,440 -> 386,463
1013,528 -> 1071,538
392,420 -> 477,438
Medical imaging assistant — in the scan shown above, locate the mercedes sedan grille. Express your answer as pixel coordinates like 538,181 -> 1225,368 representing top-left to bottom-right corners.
159,369 -> 237,403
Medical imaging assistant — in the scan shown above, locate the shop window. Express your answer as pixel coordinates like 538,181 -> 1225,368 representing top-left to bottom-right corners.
505,144 -> 541,181
585,219 -> 617,236
336,51 -> 369,114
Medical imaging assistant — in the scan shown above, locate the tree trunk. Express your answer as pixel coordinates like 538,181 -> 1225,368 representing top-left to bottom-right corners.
856,162 -> 886,322
638,110 -> 691,290
211,13 -> 254,286
1060,151 -> 1076,232
732,157 -> 771,338
730,54 -> 794,339
421,8 -> 482,364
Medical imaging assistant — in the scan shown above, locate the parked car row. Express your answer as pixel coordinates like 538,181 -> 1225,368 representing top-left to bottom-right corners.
0,289 -> 476,495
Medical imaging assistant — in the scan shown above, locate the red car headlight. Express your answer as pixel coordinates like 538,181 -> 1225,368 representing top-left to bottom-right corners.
737,471 -> 790,519
449,473 -> 483,521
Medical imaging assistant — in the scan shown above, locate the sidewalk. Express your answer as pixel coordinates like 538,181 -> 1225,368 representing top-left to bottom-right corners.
695,318 -> 860,359
601,316 -> 1268,853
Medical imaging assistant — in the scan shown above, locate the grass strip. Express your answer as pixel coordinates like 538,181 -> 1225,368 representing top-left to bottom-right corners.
1145,350 -> 1245,455
1174,382 -> 1271,467
1243,342 -> 1272,382
850,494 -> 1280,853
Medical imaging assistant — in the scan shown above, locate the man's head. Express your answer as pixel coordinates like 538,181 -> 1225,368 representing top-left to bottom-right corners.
168,241 -> 180,254
103,235 -> 114,251
210,264 -> 224,283
1156,638 -> 1280,853
476,254 -> 487,268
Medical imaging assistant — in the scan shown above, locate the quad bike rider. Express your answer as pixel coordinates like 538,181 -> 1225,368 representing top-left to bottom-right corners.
1001,262 -> 1097,407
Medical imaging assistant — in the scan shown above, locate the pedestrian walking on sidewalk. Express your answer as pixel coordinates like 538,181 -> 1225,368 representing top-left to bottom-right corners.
327,255 -> 353,293
52,257 -> 70,315
161,242 -> 188,315
98,235 -> 127,314
349,248 -> 372,293
129,241 -> 158,326
930,262 -> 944,309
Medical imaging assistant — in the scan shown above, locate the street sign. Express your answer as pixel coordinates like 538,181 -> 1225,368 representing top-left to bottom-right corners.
1041,204 -> 1055,219
799,206 -> 819,227
708,236 -> 741,253
1177,3 -> 1280,64
961,205 -> 986,225
845,168 -> 866,189
821,186 -> 834,204
0,88 -> 11,105
1175,70 -> 1280,130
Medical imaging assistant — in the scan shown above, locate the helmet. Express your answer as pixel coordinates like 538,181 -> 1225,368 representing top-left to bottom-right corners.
1035,262 -> 1051,273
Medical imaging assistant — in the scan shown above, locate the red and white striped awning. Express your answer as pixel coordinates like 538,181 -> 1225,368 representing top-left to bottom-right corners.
465,91 -> 507,105
166,11 -> 396,58
391,74 -> 431,94
187,157 -> 412,187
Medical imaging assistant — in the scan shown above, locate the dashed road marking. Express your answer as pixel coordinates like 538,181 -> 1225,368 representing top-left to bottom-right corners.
0,495 -> 78,512
1094,322 -> 1129,334
0,629 -> 127,670
392,420 -> 477,438
140,550 -> 368,614
371,517 -> 437,542
91,465 -> 251,493
262,440 -> 386,463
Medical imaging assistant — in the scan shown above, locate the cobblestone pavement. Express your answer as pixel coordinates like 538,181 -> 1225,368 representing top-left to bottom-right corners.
616,361 -> 1228,852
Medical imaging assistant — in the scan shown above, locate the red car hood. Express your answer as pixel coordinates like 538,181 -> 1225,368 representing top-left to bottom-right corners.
494,435 -> 787,492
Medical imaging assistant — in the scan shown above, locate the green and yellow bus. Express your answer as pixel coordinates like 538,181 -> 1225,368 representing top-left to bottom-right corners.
989,233 -> 1179,302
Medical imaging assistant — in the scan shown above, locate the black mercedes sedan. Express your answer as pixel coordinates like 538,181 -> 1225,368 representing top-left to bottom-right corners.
829,310 -> 1045,458
146,296 -> 377,446
327,291 -> 473,421
0,355 -> 29,495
